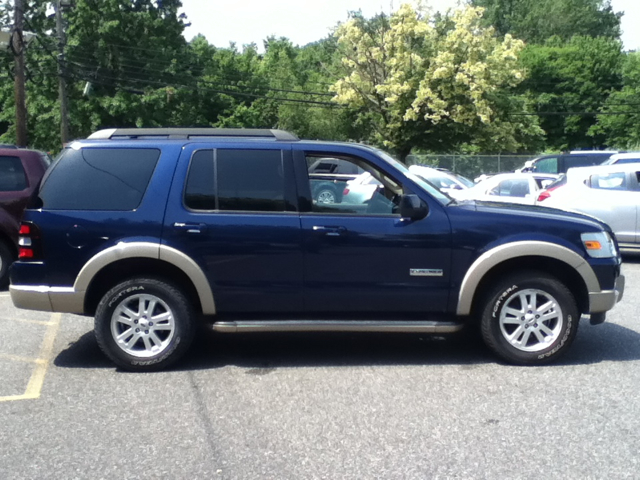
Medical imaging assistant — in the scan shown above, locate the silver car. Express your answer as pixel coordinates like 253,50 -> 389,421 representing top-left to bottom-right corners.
450,173 -> 558,205
537,163 -> 640,253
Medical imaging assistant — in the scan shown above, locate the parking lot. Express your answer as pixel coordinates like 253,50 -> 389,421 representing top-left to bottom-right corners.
0,259 -> 638,479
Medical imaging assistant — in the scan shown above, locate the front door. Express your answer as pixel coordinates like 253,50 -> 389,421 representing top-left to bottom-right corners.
295,148 -> 452,315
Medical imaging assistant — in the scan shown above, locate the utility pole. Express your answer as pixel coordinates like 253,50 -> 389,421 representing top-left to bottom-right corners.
14,0 -> 27,147
56,1 -> 70,146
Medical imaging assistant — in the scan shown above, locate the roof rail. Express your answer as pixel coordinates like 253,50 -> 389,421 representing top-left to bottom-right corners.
87,128 -> 299,141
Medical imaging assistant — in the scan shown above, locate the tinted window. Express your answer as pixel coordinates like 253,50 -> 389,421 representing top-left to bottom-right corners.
565,155 -> 603,169
184,149 -> 287,212
533,157 -> 558,174
184,150 -> 215,210
616,157 -> 640,165
0,156 -> 27,191
489,179 -> 529,197
217,150 -> 286,212
39,148 -> 160,210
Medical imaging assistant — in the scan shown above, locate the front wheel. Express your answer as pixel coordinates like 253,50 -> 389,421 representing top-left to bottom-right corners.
94,277 -> 196,371
480,271 -> 579,365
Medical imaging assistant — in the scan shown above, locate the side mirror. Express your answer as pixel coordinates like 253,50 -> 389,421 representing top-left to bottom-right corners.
399,194 -> 428,220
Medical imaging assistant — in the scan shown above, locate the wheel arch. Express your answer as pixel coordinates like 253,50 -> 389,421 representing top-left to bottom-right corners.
457,242 -> 596,317
77,242 -> 216,316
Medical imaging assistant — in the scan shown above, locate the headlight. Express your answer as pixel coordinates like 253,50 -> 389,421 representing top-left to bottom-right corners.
581,232 -> 618,258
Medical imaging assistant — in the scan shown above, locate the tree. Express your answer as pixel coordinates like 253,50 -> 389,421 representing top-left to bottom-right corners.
592,52 -> 640,149
0,0 -> 194,150
330,3 -> 542,160
517,36 -> 625,150
470,0 -> 622,44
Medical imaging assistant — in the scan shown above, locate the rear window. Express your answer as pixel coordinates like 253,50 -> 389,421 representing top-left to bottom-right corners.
38,148 -> 160,210
0,156 -> 27,191
184,149 -> 289,212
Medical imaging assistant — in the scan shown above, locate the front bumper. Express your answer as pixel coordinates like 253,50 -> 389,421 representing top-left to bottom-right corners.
589,274 -> 625,314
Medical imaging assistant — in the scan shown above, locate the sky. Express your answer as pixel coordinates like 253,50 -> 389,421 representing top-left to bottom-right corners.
180,0 -> 640,52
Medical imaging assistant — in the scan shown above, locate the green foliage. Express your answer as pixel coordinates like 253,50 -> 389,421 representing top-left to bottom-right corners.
592,52 -> 640,148
471,0 -> 622,43
330,3 -> 543,160
518,36 -> 625,150
0,0 -> 635,155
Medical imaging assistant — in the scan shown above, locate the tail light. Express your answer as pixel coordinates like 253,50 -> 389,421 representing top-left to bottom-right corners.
18,222 -> 42,260
343,188 -> 350,195
537,184 -> 563,202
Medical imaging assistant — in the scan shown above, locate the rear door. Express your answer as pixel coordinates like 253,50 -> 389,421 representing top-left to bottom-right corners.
163,144 -> 304,315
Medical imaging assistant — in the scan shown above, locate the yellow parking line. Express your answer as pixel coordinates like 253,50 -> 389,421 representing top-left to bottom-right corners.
0,353 -> 44,364
0,313 -> 61,403
0,317 -> 56,326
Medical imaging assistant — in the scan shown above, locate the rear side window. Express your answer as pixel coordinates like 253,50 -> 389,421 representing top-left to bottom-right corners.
38,148 -> 160,210
184,149 -> 289,212
533,157 -> 558,174
0,156 -> 27,191
588,172 -> 627,190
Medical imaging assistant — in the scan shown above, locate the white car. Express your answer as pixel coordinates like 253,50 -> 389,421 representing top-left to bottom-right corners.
536,163 -> 640,253
408,165 -> 474,194
449,173 -> 558,205
601,152 -> 640,166
343,166 -> 473,204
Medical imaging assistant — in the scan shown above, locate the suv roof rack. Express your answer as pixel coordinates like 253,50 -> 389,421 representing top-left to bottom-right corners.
87,128 -> 299,141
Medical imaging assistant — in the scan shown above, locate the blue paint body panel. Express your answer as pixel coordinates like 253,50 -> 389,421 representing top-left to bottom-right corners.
11,136 -> 622,319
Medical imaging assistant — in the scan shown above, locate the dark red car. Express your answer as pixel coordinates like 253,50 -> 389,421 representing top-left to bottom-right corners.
0,147 -> 50,287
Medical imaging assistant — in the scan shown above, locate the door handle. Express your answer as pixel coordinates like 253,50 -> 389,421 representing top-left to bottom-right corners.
173,222 -> 207,234
312,225 -> 347,237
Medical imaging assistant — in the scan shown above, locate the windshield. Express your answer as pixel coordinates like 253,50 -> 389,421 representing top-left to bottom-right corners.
370,148 -> 451,204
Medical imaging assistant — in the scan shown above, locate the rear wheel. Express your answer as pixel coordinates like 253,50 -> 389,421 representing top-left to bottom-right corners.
0,241 -> 14,289
94,277 -> 196,371
480,271 -> 579,365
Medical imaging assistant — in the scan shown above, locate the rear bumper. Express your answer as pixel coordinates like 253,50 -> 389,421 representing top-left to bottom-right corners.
10,284 -> 84,314
589,274 -> 625,313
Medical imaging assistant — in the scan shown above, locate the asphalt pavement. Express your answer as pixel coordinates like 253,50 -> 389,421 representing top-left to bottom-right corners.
1,259 -> 639,479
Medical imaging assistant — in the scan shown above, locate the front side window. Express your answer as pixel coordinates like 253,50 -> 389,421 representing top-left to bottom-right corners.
306,155 -> 403,215
185,149 -> 289,212
0,156 -> 27,191
38,148 -> 160,210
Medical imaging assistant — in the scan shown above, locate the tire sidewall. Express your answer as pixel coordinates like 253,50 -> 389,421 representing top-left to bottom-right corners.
95,278 -> 194,371
481,274 -> 579,365
314,184 -> 338,204
0,241 -> 13,289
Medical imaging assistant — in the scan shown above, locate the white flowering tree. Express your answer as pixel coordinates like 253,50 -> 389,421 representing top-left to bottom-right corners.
331,3 -> 543,160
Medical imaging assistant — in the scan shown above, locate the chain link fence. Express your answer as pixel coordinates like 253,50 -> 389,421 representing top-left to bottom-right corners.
407,154 -> 535,180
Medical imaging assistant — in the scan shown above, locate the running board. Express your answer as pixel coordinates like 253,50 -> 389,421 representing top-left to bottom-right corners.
211,320 -> 464,333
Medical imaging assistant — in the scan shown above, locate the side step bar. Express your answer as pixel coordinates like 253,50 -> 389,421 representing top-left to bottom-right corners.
212,320 -> 464,334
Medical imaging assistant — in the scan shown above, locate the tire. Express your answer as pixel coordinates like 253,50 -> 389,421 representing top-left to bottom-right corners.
0,240 -> 14,289
94,277 -> 196,372
315,186 -> 338,204
480,271 -> 579,365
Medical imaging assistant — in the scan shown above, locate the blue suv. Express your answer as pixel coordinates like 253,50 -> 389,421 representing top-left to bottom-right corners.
10,128 -> 625,371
